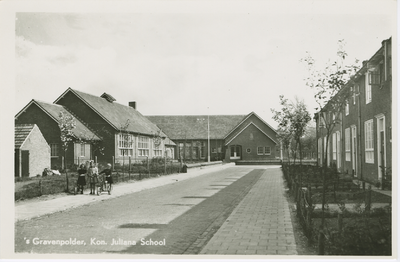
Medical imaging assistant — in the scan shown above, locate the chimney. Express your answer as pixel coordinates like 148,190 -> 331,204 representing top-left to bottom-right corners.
129,101 -> 136,109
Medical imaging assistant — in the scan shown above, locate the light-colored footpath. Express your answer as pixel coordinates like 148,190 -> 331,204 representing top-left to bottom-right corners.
200,167 -> 297,255
15,163 -> 235,222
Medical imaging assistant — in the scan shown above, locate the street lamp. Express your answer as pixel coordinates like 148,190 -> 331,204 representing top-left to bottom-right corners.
197,109 -> 211,163
207,111 -> 210,163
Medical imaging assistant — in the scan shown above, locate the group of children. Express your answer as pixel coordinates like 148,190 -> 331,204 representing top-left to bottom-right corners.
76,161 -> 113,194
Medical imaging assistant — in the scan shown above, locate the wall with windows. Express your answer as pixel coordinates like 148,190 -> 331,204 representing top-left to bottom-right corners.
315,38 -> 392,185
15,103 -> 68,169
225,124 -> 276,161
175,139 -> 223,162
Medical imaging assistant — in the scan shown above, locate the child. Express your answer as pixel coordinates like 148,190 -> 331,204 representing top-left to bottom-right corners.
77,164 -> 87,194
87,161 -> 98,194
99,163 -> 113,193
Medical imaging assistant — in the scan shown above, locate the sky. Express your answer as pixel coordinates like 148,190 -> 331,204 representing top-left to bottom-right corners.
9,0 -> 397,129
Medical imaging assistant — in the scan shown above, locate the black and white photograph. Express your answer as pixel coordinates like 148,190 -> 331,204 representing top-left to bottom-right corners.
0,0 -> 397,260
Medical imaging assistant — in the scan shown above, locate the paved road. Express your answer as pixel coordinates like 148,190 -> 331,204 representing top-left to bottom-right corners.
15,166 -> 258,253
15,166 -> 298,256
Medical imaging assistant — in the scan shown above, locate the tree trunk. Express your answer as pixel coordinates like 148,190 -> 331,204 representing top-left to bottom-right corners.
64,151 -> 69,193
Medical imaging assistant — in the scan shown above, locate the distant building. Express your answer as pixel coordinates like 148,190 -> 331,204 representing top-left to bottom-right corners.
15,124 -> 50,177
147,112 -> 278,163
315,37 -> 392,187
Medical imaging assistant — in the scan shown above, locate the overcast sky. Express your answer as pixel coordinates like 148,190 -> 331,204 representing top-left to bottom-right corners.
10,0 -> 396,128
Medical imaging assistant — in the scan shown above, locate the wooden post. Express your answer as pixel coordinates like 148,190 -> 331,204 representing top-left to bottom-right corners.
129,156 -> 131,180
338,211 -> 343,236
307,184 -> 313,245
39,180 -> 42,195
365,185 -> 372,212
147,156 -> 150,177
95,156 -> 98,164
164,155 -> 167,175
112,156 -> 115,171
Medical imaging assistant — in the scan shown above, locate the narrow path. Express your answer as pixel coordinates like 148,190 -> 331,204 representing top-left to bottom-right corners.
200,167 -> 298,255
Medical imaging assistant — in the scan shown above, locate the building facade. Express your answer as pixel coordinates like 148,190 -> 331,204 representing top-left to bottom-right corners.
316,37 -> 392,187
15,124 -> 51,177
148,112 -> 278,163
15,100 -> 100,169
54,88 -> 175,165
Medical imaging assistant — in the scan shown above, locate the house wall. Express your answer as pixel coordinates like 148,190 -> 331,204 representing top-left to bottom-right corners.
225,124 -> 277,161
74,143 -> 92,165
225,114 -> 277,144
20,126 -> 51,177
174,139 -> 224,162
316,38 -> 392,186
56,92 -> 116,164
15,103 -> 66,169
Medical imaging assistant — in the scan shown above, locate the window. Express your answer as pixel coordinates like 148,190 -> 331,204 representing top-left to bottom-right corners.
246,148 -> 251,153
200,142 -> 205,158
365,73 -> 372,104
153,140 -> 163,157
118,133 -> 134,156
154,149 -> 162,157
257,147 -> 263,155
318,138 -> 322,165
80,143 -> 85,157
332,133 -> 337,160
264,146 -> 271,155
345,128 -> 351,161
230,145 -> 241,157
138,136 -> 149,156
345,100 -> 349,116
50,143 -> 58,158
336,131 -> 341,168
365,119 -> 374,163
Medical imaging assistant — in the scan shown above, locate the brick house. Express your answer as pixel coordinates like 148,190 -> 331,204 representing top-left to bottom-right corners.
15,100 -> 101,170
54,88 -> 175,165
15,124 -> 51,177
147,112 -> 278,163
315,37 -> 392,187
224,112 -> 278,162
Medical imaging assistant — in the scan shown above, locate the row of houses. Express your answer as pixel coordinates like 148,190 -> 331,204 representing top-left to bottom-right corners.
315,37 -> 392,187
15,88 -> 278,177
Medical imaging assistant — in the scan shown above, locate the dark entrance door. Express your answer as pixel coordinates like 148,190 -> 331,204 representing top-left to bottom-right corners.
21,150 -> 29,177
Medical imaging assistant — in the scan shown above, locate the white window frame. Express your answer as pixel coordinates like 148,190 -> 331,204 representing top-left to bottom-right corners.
264,146 -> 271,155
118,133 -> 134,156
365,119 -> 374,163
50,143 -> 58,158
80,143 -> 85,157
332,133 -> 337,160
365,73 -> 372,104
153,140 -> 163,157
138,136 -> 149,157
318,138 -> 322,165
345,128 -> 351,161
336,131 -> 341,168
257,146 -> 263,155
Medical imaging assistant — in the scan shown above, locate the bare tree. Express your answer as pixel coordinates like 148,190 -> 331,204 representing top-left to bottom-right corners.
58,111 -> 76,192
301,39 -> 360,255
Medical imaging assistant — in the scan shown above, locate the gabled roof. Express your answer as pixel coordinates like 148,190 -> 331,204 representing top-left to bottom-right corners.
225,122 -> 278,145
15,100 -> 100,141
224,112 -> 277,139
15,124 -> 35,149
146,115 -> 247,140
54,88 -> 167,137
